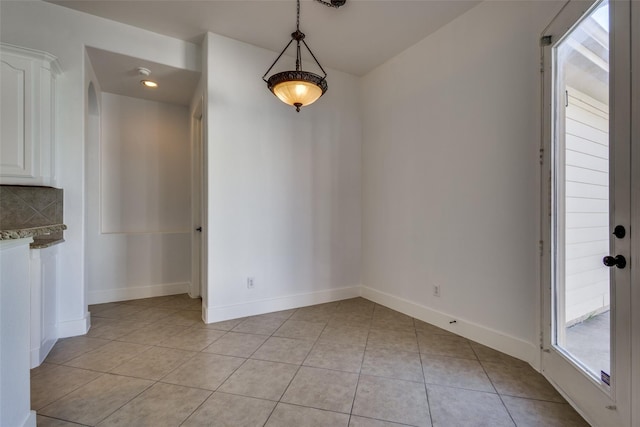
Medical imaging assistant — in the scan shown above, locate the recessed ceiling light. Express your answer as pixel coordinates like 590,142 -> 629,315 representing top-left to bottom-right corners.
141,80 -> 158,88
137,67 -> 157,88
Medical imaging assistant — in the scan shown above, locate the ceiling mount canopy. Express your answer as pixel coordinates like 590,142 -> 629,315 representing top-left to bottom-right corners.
314,0 -> 347,8
262,0 -> 345,112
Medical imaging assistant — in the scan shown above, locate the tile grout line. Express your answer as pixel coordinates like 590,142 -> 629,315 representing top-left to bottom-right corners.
33,370 -> 107,417
176,388 -> 213,426
91,376 -> 155,426
260,306 -> 310,426
100,298 -> 216,426
40,296 -> 583,426
81,300 -> 200,424
347,303 -> 374,426
75,304 -> 201,425
471,344 -> 518,427
416,316 -> 436,427
41,300 -> 366,426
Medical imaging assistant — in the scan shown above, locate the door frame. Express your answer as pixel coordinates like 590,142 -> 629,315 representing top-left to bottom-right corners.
631,3 -> 639,424
540,1 -> 632,426
190,96 -> 204,298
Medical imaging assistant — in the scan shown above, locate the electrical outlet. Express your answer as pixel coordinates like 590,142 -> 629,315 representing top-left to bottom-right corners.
433,285 -> 441,297
247,277 -> 255,289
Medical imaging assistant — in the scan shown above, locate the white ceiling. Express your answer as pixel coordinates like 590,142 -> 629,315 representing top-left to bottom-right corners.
50,0 -> 480,76
85,46 -> 201,106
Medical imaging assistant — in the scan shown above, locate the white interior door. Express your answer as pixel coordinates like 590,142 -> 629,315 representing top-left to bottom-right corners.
191,98 -> 204,298
630,4 -> 640,424
541,1 -> 632,426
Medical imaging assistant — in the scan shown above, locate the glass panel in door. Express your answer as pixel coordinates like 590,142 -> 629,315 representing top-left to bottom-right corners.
553,0 -> 610,382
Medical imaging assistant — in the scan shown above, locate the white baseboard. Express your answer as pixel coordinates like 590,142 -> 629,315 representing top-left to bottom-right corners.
203,284 -> 538,369
361,286 -> 538,367
57,313 -> 90,338
202,299 -> 209,324
540,372 -> 596,427
21,411 -> 36,427
188,287 -> 201,299
87,282 -> 190,305
204,285 -> 361,323
31,337 -> 58,368
30,347 -> 41,369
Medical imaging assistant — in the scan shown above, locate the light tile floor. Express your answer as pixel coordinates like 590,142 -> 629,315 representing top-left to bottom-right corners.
33,295 -> 589,426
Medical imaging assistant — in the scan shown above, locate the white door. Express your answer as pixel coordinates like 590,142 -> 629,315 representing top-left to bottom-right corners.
541,1 -> 632,426
191,98 -> 204,298
630,3 -> 640,424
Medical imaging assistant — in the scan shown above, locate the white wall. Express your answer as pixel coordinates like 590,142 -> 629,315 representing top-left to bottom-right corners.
0,0 -> 199,335
86,93 -> 191,304
100,94 -> 190,233
204,33 -> 362,321
85,47 -> 102,308
361,1 -> 564,365
1,0 -> 570,363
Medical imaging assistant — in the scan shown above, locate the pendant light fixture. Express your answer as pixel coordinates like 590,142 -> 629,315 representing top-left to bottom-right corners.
263,0 -> 346,112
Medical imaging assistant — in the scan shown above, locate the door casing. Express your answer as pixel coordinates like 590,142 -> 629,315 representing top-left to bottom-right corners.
190,96 -> 204,298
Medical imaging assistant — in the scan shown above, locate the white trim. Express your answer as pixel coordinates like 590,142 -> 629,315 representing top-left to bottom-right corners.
204,286 -> 361,323
631,3 -> 640,425
57,313 -> 90,338
30,347 -> 41,369
543,374 -> 597,427
20,411 -> 36,427
0,42 -> 61,75
361,286 -> 539,368
203,284 -> 539,367
99,230 -> 191,235
30,337 -> 57,368
0,238 -> 33,250
201,298 -> 209,323
87,282 -> 190,305
190,94 -> 204,299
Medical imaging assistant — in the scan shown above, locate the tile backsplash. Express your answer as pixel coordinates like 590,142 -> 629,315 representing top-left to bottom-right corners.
0,185 -> 64,230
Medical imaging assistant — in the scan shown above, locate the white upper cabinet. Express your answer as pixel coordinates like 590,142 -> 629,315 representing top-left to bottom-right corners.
0,43 -> 61,186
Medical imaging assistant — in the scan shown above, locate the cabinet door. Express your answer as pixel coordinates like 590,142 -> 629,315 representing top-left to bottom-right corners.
0,54 -> 34,178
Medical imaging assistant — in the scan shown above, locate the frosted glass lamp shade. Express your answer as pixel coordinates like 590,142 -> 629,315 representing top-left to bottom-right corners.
267,71 -> 328,112
273,80 -> 322,108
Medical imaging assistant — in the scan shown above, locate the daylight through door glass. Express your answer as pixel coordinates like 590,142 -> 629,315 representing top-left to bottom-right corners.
553,0 -> 610,382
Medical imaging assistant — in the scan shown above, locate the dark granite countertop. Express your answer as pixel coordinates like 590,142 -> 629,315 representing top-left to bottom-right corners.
0,224 -> 67,241
30,237 -> 65,249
